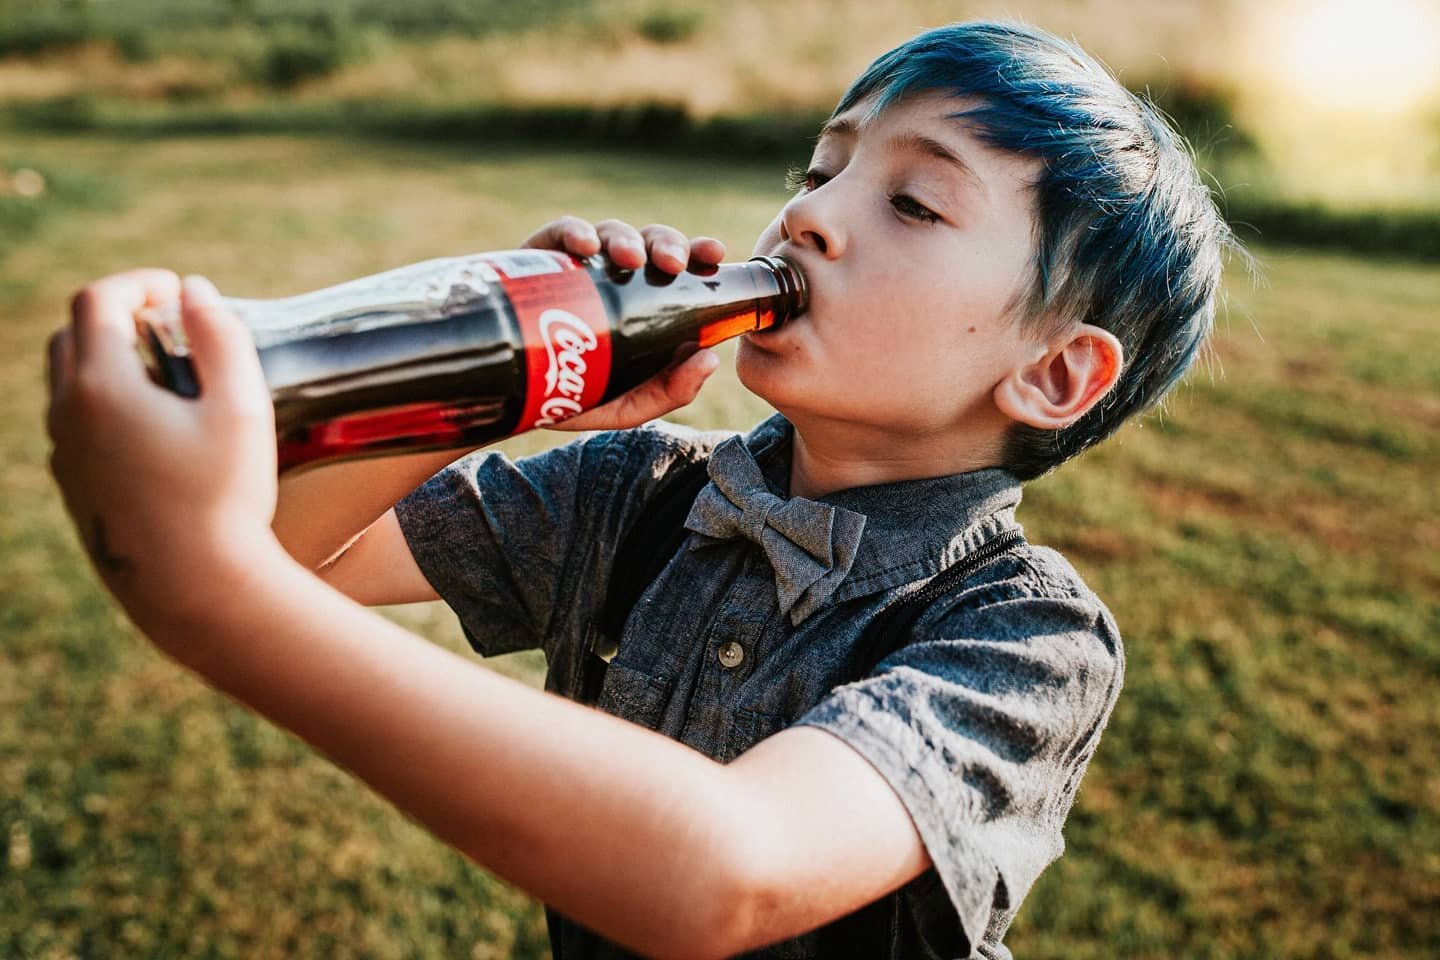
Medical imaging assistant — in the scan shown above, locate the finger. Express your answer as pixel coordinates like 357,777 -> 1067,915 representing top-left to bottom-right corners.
623,347 -> 721,419
689,236 -> 727,265
595,219 -> 646,270
588,348 -> 720,429
45,329 -> 77,442
522,216 -> 600,258
179,275 -> 269,415
46,329 -> 75,408
640,224 -> 691,274
70,269 -> 181,374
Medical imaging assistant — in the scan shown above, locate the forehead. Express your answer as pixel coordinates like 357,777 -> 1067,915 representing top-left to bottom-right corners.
818,91 -> 984,144
817,92 -> 1042,194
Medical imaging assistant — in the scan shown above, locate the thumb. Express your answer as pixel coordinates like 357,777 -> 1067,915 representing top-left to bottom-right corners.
548,347 -> 719,432
660,346 -> 720,402
179,275 -> 269,411
615,346 -> 720,420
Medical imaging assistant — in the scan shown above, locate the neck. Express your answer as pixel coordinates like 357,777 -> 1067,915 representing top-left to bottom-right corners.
784,409 -> 1009,500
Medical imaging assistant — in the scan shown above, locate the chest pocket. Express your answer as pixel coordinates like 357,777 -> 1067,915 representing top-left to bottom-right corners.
592,662 -> 668,731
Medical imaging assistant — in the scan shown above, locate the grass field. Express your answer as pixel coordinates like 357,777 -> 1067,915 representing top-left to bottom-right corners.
1,130 -> 1437,958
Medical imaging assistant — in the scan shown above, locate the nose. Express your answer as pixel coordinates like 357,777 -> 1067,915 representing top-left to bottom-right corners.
779,184 -> 846,259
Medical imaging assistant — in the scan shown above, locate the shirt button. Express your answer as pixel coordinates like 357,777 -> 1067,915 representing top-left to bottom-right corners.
717,641 -> 745,669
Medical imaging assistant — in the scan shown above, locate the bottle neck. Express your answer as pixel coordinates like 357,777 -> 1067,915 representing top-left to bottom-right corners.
749,255 -> 808,319
689,256 -> 808,349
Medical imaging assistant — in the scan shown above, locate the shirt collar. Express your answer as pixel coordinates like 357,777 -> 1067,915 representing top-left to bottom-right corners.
739,413 -> 1024,604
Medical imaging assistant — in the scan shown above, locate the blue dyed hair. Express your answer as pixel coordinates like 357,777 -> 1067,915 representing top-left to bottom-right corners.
836,21 -> 1240,480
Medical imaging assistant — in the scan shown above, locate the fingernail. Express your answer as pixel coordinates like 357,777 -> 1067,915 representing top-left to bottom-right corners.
697,349 -> 719,372
661,243 -> 686,261
183,274 -> 220,304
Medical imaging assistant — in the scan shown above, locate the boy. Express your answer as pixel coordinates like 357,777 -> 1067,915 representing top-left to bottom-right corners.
45,21 -> 1235,960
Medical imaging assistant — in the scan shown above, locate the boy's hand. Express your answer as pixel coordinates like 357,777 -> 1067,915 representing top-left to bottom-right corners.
47,269 -> 283,629
523,216 -> 726,433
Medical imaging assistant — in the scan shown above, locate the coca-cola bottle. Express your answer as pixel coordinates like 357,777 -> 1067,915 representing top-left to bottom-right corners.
139,250 -> 806,472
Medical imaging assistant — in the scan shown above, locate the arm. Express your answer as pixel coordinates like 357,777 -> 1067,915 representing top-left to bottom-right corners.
188,563 -> 930,958
274,450 -> 470,572
49,272 -> 924,956
274,218 -> 727,604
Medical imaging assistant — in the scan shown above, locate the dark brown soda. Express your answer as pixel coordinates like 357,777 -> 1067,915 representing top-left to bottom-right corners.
144,254 -> 805,472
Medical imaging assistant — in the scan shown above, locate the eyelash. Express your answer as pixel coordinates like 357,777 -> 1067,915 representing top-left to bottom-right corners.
783,165 -> 941,224
783,165 -> 821,192
889,194 -> 940,224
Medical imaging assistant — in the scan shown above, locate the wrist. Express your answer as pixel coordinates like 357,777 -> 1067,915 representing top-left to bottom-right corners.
123,520 -> 301,646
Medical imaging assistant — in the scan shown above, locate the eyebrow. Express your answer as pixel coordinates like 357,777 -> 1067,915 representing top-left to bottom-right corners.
817,115 -> 986,195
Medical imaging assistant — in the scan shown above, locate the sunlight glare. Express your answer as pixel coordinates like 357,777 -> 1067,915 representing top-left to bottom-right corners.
1274,0 -> 1440,113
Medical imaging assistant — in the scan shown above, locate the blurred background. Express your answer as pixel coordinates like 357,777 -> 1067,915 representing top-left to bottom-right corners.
1,1 -> 1436,957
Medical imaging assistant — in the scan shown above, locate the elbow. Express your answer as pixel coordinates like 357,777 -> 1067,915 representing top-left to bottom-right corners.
687,829 -> 786,960
632,810 -> 780,960
656,876 -> 755,960
630,849 -> 759,960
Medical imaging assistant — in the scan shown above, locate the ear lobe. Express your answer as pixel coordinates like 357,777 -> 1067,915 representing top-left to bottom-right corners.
993,325 -> 1124,430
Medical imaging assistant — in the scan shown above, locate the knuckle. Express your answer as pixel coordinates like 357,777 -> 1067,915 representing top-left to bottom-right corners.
216,391 -> 275,427
642,223 -> 684,242
597,219 -> 640,240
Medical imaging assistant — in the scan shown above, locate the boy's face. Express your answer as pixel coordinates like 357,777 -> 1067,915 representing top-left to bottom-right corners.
739,93 -> 1046,446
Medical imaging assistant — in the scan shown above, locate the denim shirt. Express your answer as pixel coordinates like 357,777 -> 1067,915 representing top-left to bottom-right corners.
395,414 -> 1124,960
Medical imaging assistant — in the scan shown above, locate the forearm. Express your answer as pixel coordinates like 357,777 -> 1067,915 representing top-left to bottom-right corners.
147,544 -> 742,958
273,447 -> 475,569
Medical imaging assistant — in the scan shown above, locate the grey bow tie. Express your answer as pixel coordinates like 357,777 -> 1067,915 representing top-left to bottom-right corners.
683,436 -> 866,625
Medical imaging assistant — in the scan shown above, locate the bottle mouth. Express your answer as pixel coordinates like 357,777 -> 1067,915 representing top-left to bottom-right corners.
749,255 -> 808,317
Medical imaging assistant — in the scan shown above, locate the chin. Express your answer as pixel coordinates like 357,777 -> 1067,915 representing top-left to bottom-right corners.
734,341 -> 787,405
737,347 -> 817,425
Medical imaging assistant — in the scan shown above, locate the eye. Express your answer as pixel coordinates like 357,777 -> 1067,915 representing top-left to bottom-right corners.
784,166 -> 830,193
889,193 -> 940,224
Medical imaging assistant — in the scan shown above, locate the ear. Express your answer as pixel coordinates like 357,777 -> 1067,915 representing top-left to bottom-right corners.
992,324 -> 1124,431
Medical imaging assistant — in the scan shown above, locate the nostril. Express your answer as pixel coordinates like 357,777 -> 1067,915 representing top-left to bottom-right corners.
809,232 -> 827,255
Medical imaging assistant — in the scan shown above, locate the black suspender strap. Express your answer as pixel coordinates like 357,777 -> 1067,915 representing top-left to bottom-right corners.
578,457 -> 712,706
598,459 -> 713,643
844,527 -> 1027,681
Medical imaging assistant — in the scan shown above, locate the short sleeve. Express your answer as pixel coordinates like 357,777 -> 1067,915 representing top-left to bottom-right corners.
393,421 -> 732,664
393,437 -> 590,657
794,549 -> 1124,953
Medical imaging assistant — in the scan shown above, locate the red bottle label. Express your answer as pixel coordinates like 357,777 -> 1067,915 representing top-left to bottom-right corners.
483,251 -> 612,434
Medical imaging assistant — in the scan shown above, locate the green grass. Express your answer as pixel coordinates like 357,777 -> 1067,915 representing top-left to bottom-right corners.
1,132 -> 1436,958
0,0 -> 593,54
